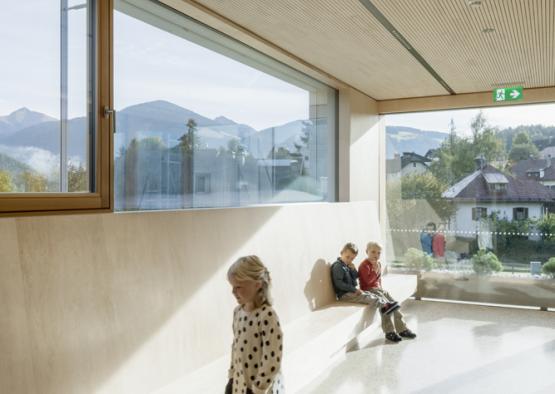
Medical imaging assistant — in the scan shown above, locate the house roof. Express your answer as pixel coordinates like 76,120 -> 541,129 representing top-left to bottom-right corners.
443,164 -> 555,203
401,152 -> 430,168
511,158 -> 555,181
386,152 -> 430,175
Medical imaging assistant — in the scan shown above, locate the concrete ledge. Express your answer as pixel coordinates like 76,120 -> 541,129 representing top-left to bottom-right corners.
154,274 -> 416,394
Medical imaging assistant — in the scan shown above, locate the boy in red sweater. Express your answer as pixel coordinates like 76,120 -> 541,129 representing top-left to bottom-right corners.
358,241 -> 417,342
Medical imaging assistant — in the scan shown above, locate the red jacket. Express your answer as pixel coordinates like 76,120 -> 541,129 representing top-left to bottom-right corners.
432,232 -> 446,257
358,259 -> 382,291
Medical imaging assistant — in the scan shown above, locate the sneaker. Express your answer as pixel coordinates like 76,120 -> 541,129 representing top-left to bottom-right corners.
380,302 -> 400,315
385,332 -> 402,342
398,329 -> 417,339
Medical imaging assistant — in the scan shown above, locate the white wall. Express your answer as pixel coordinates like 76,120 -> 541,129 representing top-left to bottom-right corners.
338,88 -> 381,204
401,162 -> 427,177
452,202 -> 544,233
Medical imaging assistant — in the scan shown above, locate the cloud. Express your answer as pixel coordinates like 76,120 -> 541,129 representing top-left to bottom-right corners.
0,144 -> 59,176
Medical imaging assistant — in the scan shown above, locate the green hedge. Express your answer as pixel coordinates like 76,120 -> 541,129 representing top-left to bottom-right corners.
542,258 -> 555,278
472,249 -> 503,275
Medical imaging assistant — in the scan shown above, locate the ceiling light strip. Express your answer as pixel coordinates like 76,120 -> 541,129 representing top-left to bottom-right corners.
358,0 -> 456,95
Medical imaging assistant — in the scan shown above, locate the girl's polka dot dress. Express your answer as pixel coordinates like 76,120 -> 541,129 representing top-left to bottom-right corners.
229,304 -> 285,394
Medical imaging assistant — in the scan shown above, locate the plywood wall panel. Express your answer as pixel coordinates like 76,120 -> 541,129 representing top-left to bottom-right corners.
1,202 -> 379,393
0,219 -> 37,394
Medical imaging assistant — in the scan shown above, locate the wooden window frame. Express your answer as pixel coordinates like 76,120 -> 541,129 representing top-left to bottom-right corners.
0,0 -> 113,216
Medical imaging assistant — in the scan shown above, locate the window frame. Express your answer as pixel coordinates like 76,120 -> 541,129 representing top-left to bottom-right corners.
112,0 -> 338,211
513,207 -> 529,221
472,207 -> 488,221
0,0 -> 113,216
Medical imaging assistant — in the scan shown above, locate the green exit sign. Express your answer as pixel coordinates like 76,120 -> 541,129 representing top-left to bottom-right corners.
493,86 -> 523,102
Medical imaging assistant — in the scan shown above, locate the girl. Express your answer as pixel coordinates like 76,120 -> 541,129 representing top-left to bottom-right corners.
226,256 -> 284,394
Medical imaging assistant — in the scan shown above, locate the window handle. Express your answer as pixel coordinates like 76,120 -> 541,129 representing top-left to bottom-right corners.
103,106 -> 117,133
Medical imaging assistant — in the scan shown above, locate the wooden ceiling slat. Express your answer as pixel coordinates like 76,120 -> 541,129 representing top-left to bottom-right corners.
184,0 -> 554,99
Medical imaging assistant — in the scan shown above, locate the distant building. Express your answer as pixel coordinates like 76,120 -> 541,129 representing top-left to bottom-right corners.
511,156 -> 555,189
442,160 -> 555,238
539,146 -> 555,159
386,151 -> 432,180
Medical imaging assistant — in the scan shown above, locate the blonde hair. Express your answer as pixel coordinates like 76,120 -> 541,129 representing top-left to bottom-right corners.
227,255 -> 273,307
341,242 -> 359,255
366,241 -> 382,252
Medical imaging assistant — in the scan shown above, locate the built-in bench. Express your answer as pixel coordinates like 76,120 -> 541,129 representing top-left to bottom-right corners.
283,273 -> 417,391
155,273 -> 416,394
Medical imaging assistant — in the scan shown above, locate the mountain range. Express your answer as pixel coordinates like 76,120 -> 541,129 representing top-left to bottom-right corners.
0,100 -> 449,174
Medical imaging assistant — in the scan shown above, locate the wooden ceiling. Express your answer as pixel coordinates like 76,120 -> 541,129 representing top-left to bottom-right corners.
178,0 -> 555,101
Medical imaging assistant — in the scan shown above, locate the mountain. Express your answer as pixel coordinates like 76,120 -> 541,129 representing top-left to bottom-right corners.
0,101 -> 450,165
0,117 -> 87,160
115,100 -> 257,153
0,107 -> 56,137
212,116 -> 257,140
242,119 -> 307,158
0,151 -> 33,175
386,125 -> 448,158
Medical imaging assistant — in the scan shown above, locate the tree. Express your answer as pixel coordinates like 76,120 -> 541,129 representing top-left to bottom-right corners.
513,132 -> 531,145
508,143 -> 539,161
0,170 -> 15,192
401,173 -> 455,220
430,112 -> 505,184
508,131 -> 539,161
537,214 -> 555,241
68,164 -> 88,192
178,118 -> 200,154
222,138 -> 246,158
179,118 -> 199,196
471,112 -> 504,163
21,171 -> 47,192
542,257 -> 555,278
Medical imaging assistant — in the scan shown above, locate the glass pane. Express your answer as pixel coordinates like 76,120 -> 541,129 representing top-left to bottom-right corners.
0,0 -> 93,193
113,0 -> 336,211
385,103 -> 555,308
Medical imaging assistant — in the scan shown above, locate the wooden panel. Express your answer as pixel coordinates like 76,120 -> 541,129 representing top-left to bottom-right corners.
0,219 -> 36,394
371,0 -> 555,93
378,86 -> 555,114
1,202 -> 381,393
182,0 -> 447,99
15,215 -> 117,394
164,0 -> 555,100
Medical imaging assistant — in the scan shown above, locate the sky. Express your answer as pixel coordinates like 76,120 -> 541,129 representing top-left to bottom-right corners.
1,1 -> 554,133
0,1 -> 310,131
386,103 -> 555,136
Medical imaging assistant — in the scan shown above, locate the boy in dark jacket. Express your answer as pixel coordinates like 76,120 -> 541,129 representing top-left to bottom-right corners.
330,242 -> 403,342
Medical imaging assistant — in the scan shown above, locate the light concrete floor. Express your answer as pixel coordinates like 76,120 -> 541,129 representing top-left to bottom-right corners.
300,300 -> 555,394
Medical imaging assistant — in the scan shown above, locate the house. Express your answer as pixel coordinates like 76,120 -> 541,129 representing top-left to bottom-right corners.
442,161 -> 555,237
511,156 -> 555,189
539,146 -> 555,159
386,151 -> 432,180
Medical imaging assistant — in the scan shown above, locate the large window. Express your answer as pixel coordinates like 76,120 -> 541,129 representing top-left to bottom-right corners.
113,0 -> 336,211
385,103 -> 555,307
0,0 -> 111,214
